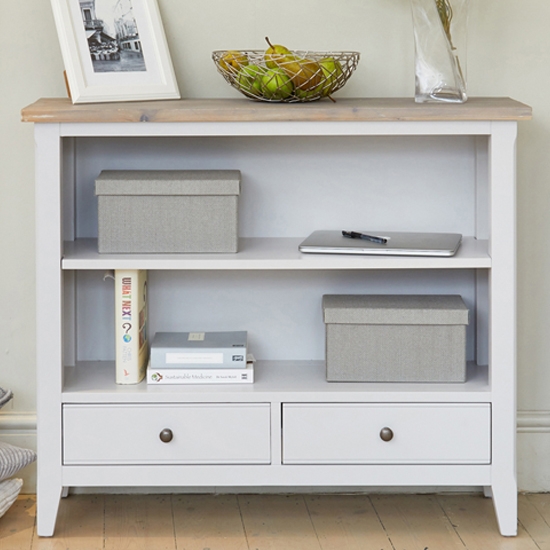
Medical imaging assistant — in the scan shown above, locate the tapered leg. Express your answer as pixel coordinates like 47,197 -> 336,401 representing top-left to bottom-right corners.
37,483 -> 62,536
491,480 -> 518,536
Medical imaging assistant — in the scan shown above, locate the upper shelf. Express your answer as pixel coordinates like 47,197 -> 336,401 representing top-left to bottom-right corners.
63,237 -> 490,270
21,97 -> 532,124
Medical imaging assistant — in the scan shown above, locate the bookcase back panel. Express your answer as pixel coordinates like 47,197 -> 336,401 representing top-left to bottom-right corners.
70,135 -> 479,240
73,269 -> 478,363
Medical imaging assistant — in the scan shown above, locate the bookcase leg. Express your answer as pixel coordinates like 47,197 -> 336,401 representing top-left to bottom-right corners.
37,485 -> 62,537
61,486 -> 70,498
483,486 -> 493,498
491,480 -> 517,536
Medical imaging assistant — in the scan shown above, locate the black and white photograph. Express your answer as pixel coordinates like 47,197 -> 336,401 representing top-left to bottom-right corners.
51,0 -> 180,102
79,0 -> 146,73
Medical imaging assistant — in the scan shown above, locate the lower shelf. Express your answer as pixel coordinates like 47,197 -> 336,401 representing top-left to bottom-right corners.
62,360 -> 490,403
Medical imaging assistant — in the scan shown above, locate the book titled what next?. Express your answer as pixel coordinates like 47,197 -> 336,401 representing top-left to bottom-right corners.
114,269 -> 148,384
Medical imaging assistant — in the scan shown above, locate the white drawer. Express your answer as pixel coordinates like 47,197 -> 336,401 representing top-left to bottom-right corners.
282,403 -> 490,465
63,403 -> 271,465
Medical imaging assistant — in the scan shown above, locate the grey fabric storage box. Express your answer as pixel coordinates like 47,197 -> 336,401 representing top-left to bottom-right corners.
95,170 -> 241,253
322,294 -> 469,383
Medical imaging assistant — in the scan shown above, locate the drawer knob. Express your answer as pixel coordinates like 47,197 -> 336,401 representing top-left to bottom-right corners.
159,429 -> 173,443
380,427 -> 394,442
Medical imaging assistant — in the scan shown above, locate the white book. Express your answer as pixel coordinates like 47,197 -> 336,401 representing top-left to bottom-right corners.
115,269 -> 149,384
147,356 -> 255,385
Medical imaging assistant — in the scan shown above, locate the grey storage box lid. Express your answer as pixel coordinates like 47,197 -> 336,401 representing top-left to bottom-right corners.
323,294 -> 469,326
95,170 -> 241,196
323,294 -> 469,382
95,169 -> 241,253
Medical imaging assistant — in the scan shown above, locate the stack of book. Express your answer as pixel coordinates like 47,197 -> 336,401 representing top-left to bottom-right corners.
146,331 -> 254,384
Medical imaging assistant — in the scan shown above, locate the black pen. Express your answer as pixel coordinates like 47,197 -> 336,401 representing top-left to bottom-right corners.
342,230 -> 388,245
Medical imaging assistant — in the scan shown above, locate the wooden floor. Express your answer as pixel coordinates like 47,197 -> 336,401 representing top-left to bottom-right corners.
2,493 -> 550,549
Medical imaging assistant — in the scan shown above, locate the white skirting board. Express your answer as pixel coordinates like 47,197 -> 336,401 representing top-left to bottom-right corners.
517,413 -> 550,491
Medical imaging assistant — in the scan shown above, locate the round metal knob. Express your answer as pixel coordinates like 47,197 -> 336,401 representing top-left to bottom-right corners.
159,429 -> 173,443
380,427 -> 394,442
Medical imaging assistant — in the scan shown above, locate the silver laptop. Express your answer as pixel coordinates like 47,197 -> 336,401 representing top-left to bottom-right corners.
299,230 -> 462,257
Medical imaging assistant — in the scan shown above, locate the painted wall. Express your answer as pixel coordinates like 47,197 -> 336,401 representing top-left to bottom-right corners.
1,0 -> 549,492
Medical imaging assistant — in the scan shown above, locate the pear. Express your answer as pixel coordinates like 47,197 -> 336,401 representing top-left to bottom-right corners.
261,68 -> 294,100
282,57 -> 323,92
219,50 -> 249,73
318,57 -> 344,95
264,37 -> 292,69
294,86 -> 322,101
264,38 -> 322,92
237,64 -> 266,97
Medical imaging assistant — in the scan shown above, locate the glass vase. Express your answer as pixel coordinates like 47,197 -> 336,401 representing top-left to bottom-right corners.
411,0 -> 468,103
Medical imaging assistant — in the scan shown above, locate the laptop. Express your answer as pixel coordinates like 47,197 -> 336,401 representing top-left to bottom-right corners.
298,230 -> 463,257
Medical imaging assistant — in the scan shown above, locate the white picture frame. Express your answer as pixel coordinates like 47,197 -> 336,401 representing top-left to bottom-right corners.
51,0 -> 180,103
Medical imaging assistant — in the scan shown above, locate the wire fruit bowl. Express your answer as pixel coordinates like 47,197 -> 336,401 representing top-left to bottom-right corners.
212,49 -> 360,103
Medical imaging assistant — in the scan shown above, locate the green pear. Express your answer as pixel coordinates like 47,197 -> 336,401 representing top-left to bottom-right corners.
261,68 -> 294,100
318,57 -> 343,96
264,38 -> 322,92
264,37 -> 293,70
237,64 -> 266,97
294,82 -> 323,101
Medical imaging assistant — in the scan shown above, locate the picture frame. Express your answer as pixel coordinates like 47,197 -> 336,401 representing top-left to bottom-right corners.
51,0 -> 180,103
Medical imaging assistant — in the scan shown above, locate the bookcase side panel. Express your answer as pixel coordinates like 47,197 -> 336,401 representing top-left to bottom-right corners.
35,123 -> 64,536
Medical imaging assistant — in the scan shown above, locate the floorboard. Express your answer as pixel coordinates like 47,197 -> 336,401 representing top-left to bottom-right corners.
520,494 -> 550,549
238,494 -> 321,550
172,494 -> 248,550
104,494 -> 176,550
438,494 -> 540,550
372,494 -> 465,550
0,496 -> 35,550
2,493 -> 550,549
304,494 -> 393,550
31,494 -> 104,550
